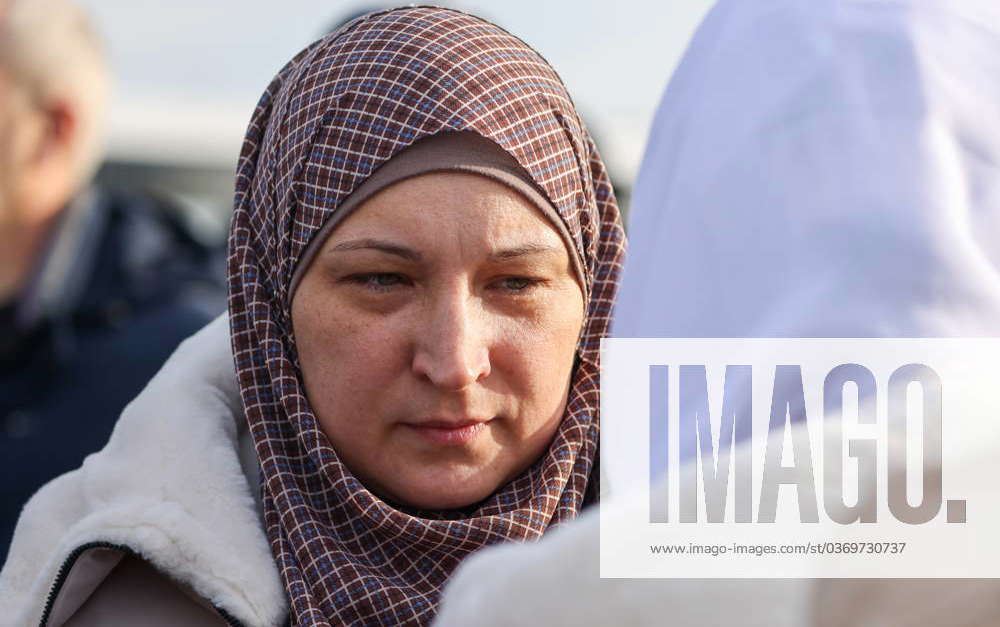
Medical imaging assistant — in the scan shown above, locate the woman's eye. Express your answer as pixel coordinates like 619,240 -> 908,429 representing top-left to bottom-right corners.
349,273 -> 408,292
495,276 -> 539,293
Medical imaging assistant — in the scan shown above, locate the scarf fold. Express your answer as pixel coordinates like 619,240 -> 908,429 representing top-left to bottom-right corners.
227,7 -> 624,625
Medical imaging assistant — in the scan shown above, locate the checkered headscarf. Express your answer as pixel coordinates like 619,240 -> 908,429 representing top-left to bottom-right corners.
227,7 -> 624,625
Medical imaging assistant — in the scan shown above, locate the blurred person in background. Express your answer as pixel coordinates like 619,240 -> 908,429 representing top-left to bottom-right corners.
435,0 -> 1000,625
0,0 -> 223,559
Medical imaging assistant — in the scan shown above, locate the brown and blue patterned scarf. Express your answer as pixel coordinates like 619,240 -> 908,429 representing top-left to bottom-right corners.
227,7 -> 625,625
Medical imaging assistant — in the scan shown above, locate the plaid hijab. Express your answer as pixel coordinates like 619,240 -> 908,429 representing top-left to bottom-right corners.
227,7 -> 624,625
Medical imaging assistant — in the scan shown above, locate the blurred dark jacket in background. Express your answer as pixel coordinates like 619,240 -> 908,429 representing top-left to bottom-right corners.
0,185 -> 224,560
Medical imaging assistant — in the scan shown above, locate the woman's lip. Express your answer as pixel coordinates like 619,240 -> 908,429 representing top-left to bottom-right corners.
402,420 -> 491,445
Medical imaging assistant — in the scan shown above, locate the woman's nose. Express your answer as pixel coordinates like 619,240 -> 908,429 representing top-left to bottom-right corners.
411,291 -> 491,390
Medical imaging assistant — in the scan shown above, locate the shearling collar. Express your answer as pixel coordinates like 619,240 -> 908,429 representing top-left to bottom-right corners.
0,315 -> 287,626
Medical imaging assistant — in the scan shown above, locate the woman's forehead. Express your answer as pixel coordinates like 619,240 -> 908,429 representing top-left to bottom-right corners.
325,172 -> 569,252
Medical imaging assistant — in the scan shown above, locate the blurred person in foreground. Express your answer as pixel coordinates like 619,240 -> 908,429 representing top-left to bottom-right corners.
0,0 -> 223,558
435,0 -> 1000,625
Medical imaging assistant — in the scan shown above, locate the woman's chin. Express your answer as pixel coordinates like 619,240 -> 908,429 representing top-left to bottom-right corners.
385,471 -> 502,511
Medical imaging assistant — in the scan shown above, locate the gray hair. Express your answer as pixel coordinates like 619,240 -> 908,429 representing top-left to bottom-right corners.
1,0 -> 110,186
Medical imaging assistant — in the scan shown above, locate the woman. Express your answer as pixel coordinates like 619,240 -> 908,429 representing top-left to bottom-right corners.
0,6 -> 624,626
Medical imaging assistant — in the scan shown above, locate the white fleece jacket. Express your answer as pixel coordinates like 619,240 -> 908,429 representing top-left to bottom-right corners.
0,315 -> 287,627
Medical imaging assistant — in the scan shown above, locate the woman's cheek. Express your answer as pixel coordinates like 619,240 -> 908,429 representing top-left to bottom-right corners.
495,322 -> 570,422
333,315 -> 412,389
295,295 -> 397,406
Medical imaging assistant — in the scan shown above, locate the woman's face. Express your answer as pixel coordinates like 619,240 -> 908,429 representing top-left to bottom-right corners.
291,172 -> 585,510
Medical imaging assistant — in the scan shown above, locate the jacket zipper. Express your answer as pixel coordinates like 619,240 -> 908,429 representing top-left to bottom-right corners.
39,541 -> 246,627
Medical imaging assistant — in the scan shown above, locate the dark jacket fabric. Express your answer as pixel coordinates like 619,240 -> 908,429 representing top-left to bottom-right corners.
0,186 -> 224,559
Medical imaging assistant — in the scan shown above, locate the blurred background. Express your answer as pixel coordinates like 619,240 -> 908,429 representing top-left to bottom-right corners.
80,0 -> 715,234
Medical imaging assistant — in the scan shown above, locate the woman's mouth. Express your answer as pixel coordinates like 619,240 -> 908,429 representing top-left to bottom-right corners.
403,419 -> 491,445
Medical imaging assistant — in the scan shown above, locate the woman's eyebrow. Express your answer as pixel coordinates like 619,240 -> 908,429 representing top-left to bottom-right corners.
326,239 -> 559,262
490,243 -> 561,261
326,238 -> 421,261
